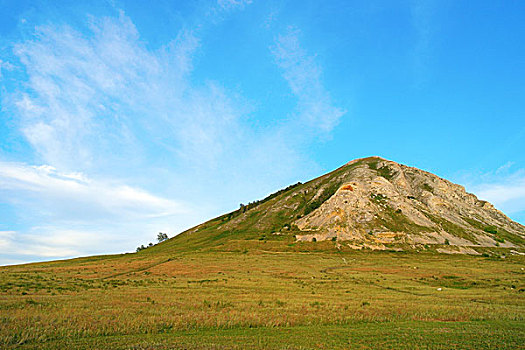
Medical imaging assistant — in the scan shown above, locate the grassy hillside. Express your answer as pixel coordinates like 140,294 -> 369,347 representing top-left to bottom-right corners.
154,158 -> 358,253
1,248 -> 524,349
151,156 -> 524,254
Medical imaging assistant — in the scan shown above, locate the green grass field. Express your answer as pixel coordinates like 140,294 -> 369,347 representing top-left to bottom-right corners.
1,243 -> 524,349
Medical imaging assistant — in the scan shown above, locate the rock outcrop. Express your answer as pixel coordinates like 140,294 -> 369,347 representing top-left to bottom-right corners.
294,157 -> 524,250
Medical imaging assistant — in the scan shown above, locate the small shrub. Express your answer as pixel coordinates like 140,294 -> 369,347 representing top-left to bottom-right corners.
275,300 -> 286,307
303,182 -> 340,216
483,226 -> 498,234
215,301 -> 233,309
157,232 -> 169,242
377,165 -> 394,180
370,193 -> 387,203
422,183 -> 434,193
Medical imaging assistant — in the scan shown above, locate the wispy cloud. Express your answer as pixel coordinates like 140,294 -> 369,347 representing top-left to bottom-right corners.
217,0 -> 252,11
271,27 -> 345,133
0,231 -> 15,250
0,224 -> 165,265
0,59 -> 15,79
409,0 -> 439,86
0,161 -> 184,221
11,13 -> 196,171
469,168 -> 525,216
8,11 -> 262,175
0,161 -> 193,265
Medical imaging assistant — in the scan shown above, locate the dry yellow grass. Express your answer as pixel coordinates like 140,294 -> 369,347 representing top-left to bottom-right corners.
1,247 -> 524,348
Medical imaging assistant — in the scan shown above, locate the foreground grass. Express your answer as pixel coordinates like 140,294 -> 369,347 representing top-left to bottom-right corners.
1,246 -> 524,349
15,321 -> 524,349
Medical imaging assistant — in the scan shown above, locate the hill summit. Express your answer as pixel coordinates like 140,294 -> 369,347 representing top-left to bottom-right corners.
165,156 -> 524,254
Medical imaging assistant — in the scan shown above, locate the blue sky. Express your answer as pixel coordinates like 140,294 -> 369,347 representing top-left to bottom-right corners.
0,0 -> 524,265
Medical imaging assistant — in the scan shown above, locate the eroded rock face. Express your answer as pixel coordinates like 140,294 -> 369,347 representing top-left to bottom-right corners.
295,157 -> 525,249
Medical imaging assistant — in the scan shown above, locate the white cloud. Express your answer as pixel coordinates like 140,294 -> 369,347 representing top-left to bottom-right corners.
0,161 -> 184,220
495,161 -> 515,175
0,231 -> 15,249
473,173 -> 525,215
460,162 -> 525,223
0,59 -> 15,79
6,10 -> 325,187
0,227 -> 118,265
0,213 -> 195,266
1,12 -> 273,265
271,27 -> 346,133
0,161 -> 198,265
8,12 -> 258,176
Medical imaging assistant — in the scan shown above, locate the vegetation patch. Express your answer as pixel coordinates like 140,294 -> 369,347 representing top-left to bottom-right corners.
370,193 -> 388,203
303,182 -> 340,216
484,226 -> 498,234
374,205 -> 430,234
423,212 -> 477,243
422,183 -> 434,193
368,161 -> 395,180
462,216 -> 524,246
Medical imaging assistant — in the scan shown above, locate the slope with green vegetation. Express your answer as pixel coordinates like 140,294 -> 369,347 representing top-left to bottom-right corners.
156,156 -> 525,255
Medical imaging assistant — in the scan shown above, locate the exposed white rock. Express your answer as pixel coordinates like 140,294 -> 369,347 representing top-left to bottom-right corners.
294,157 -> 525,251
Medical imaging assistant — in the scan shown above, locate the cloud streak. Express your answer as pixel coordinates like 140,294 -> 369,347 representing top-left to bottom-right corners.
0,161 -> 184,221
11,13 -> 197,171
271,27 -> 345,133
0,161 -> 193,265
471,170 -> 525,216
217,0 -> 252,11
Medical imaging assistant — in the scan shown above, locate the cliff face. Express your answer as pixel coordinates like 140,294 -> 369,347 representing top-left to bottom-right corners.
294,157 -> 525,250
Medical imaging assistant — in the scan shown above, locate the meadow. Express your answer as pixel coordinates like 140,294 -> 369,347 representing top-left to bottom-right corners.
1,241 -> 524,349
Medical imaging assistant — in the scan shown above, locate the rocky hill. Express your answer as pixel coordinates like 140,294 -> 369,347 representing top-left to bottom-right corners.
162,156 -> 524,254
